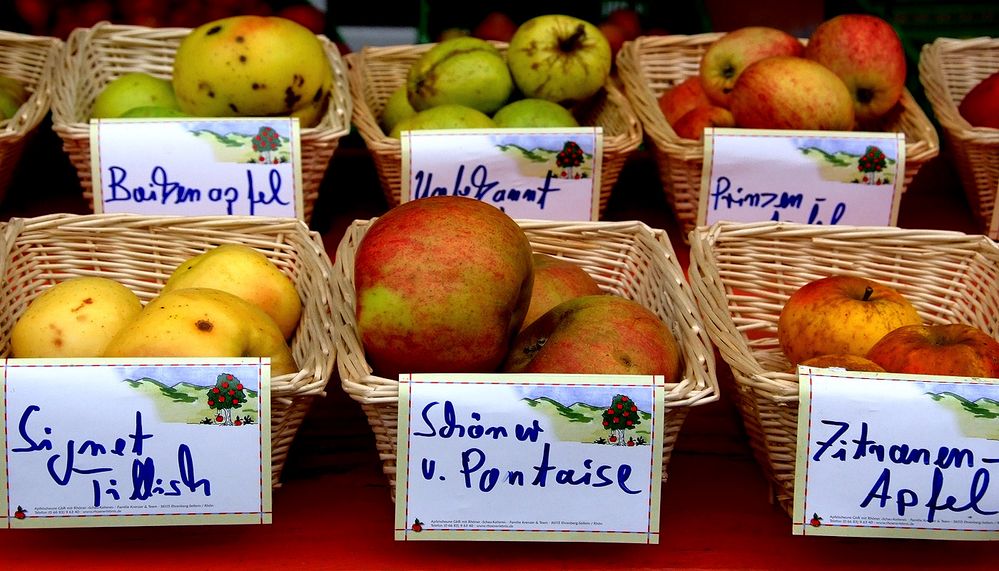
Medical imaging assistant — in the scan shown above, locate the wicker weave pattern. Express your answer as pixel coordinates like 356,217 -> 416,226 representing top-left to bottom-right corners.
0,31 -> 63,201
49,22 -> 352,223
0,213 -> 338,486
686,221 -> 999,514
919,37 -> 999,233
332,218 -> 720,497
344,44 -> 643,217
617,34 -> 941,240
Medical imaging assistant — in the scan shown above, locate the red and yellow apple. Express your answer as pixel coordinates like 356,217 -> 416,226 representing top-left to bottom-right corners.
804,14 -> 906,123
730,56 -> 855,131
672,105 -> 735,140
657,76 -> 712,126
699,26 -> 804,108
866,323 -> 999,378
354,196 -> 534,378
473,11 -> 518,43
502,294 -> 682,380
958,70 -> 999,129
777,274 -> 922,366
520,253 -> 603,331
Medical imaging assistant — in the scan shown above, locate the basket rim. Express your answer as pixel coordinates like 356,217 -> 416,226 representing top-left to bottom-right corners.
333,216 -> 721,410
0,32 -> 63,141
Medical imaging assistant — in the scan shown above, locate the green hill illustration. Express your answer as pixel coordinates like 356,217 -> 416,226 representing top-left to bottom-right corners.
523,396 -> 652,444
800,146 -> 897,185
928,391 -> 999,440
497,143 -> 593,179
191,128 -> 291,164
124,377 -> 259,424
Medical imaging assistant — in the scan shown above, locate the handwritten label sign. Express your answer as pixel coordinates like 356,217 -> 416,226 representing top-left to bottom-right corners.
793,367 -> 998,540
699,129 -> 905,227
91,118 -> 304,218
395,373 -> 665,543
400,128 -> 603,221
2,358 -> 271,528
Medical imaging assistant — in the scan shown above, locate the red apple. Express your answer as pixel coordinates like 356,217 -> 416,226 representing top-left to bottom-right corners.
777,275 -> 922,366
699,26 -> 805,108
599,22 -> 628,57
657,76 -> 712,126
277,4 -> 327,34
730,56 -> 855,131
866,323 -> 999,378
672,105 -> 735,140
958,71 -> 999,129
502,295 -> 682,381
606,8 -> 642,41
354,196 -> 534,378
805,14 -> 906,123
473,11 -> 518,43
520,253 -> 604,332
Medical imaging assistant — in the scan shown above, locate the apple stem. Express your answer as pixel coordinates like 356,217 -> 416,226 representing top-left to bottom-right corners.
559,24 -> 587,53
862,286 -> 874,301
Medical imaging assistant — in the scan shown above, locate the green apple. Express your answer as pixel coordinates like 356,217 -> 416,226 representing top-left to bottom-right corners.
0,89 -> 22,121
406,36 -> 513,114
119,105 -> 189,118
492,98 -> 579,128
0,76 -> 29,105
388,104 -> 495,138
91,72 -> 179,119
506,14 -> 611,105
380,84 -> 416,133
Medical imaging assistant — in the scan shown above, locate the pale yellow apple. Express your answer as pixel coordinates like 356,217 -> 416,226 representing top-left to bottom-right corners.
103,287 -> 297,377
11,277 -> 143,358
161,244 -> 302,339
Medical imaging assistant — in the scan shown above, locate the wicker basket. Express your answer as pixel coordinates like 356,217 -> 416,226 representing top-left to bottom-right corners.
617,34 -> 941,240
0,213 -> 338,487
344,44 -> 643,217
0,31 -> 63,203
686,220 -> 999,515
332,218 -> 719,497
49,22 -> 352,223
919,36 -> 999,234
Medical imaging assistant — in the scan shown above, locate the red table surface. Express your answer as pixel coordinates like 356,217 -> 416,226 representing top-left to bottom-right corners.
0,129 -> 995,569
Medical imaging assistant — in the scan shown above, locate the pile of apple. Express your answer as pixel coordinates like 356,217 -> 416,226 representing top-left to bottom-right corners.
658,14 -> 908,140
380,13 -> 613,137
353,195 -> 683,381
778,275 -> 999,378
10,244 -> 301,378
89,14 -> 333,127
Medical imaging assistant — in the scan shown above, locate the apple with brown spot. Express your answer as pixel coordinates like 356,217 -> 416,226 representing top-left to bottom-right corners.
866,323 -> 999,378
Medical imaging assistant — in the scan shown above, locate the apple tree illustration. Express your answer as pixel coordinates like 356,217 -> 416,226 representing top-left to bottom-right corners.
252,126 -> 282,164
601,394 -> 641,445
555,140 -> 585,179
857,145 -> 887,185
206,373 -> 247,426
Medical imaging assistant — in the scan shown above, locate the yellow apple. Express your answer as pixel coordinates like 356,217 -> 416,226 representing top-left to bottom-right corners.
161,244 -> 302,339
777,274 -> 922,366
11,277 -> 143,358
103,287 -> 297,377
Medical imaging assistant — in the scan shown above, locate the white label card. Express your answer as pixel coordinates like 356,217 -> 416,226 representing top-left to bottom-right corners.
91,118 -> 304,219
2,358 -> 272,528
395,373 -> 665,543
699,129 -> 905,227
793,367 -> 998,540
401,128 -> 603,221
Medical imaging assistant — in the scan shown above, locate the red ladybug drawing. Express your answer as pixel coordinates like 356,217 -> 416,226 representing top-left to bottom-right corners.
809,513 -> 822,527
14,506 -> 27,520
411,518 -> 423,533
